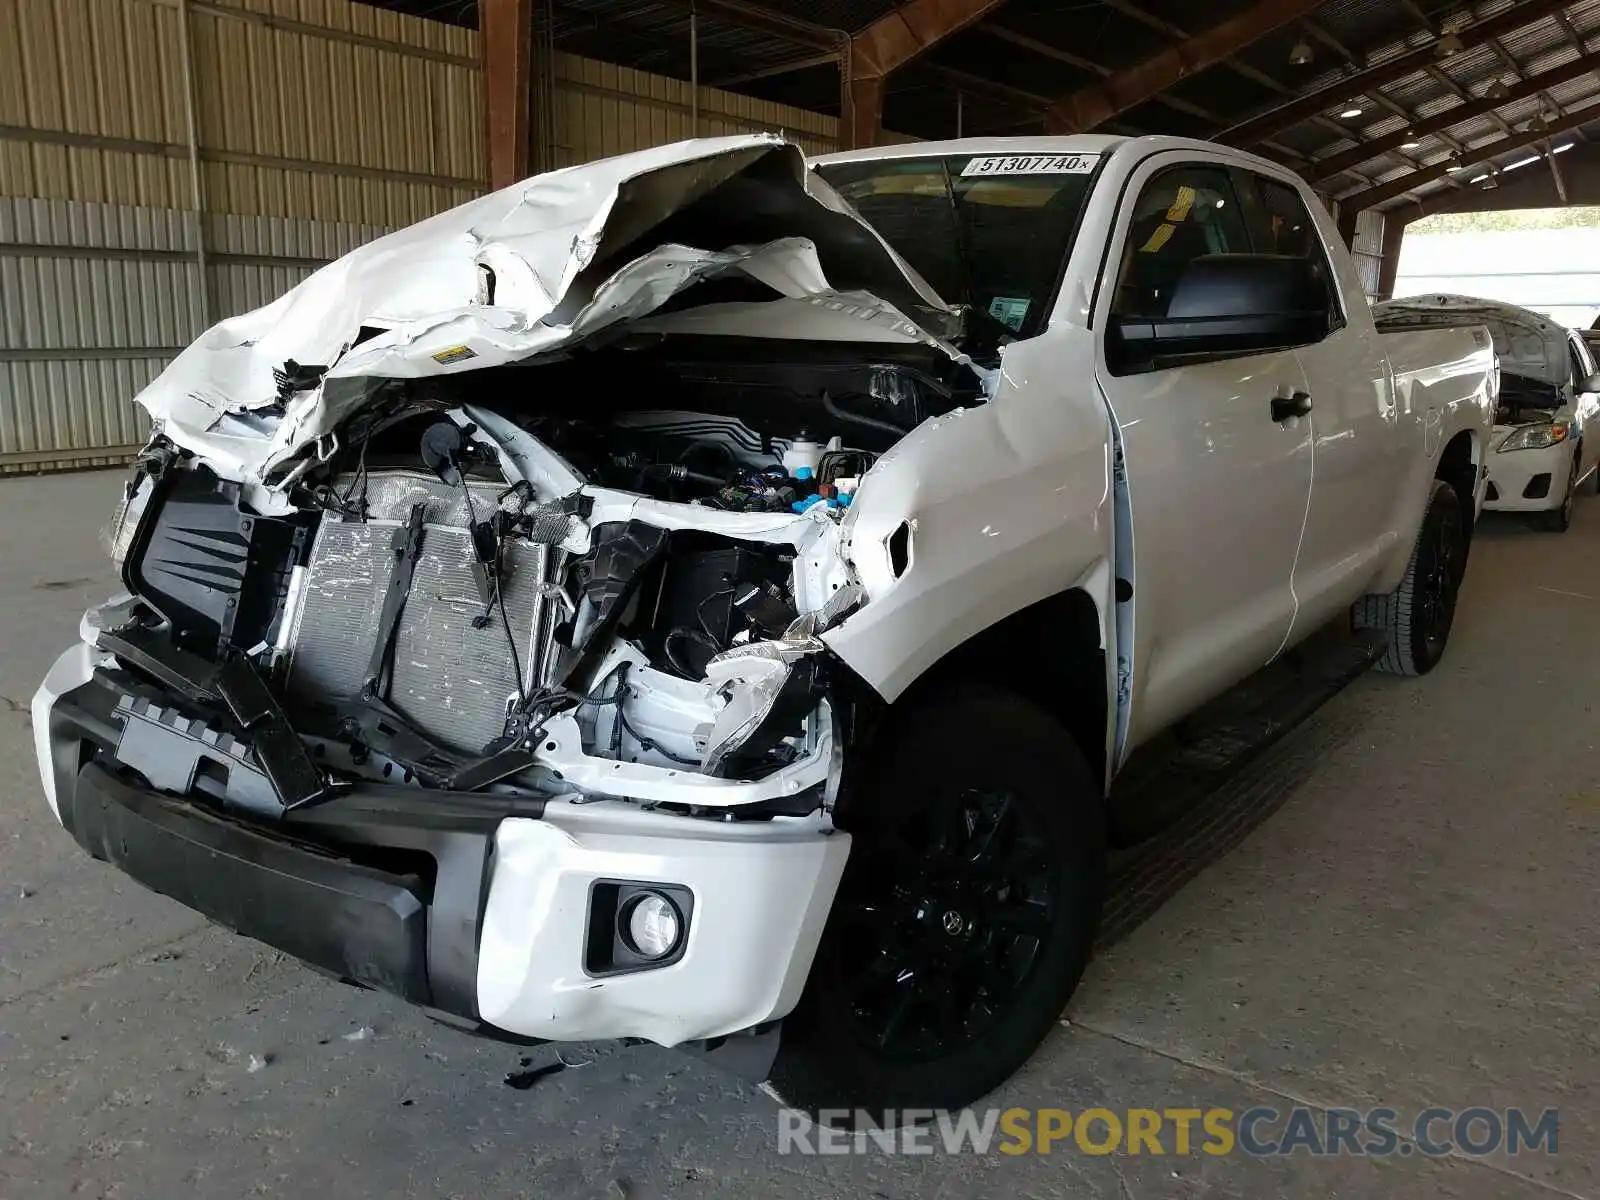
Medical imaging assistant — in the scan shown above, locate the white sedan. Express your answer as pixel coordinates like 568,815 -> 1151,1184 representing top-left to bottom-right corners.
1378,295 -> 1600,531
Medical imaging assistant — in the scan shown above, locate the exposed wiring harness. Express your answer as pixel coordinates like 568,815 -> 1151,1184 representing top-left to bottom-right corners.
582,660 -> 702,767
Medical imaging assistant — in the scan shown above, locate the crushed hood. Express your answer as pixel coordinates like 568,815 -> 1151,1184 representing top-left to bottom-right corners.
136,135 -> 959,481
1376,293 -> 1570,389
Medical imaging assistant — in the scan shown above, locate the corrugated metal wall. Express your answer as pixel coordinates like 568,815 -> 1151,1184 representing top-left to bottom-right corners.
551,54 -> 835,165
0,0 -> 844,470
1349,208 -> 1389,301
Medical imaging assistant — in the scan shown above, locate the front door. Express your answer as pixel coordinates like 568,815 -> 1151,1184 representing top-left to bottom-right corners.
1244,169 -> 1403,633
1094,156 -> 1314,753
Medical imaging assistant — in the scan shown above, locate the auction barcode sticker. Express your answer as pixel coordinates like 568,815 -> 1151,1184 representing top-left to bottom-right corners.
961,153 -> 1099,177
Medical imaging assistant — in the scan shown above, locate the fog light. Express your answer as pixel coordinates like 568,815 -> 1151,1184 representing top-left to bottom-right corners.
622,892 -> 682,959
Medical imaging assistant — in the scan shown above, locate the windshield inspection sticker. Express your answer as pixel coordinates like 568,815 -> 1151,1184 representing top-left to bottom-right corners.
988,296 -> 1031,332
961,153 -> 1099,177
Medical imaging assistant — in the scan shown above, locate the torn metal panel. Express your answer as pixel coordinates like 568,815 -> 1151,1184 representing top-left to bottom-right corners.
132,136 -> 959,484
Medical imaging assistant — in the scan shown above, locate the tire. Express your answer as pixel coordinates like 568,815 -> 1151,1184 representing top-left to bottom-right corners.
1538,450 -> 1578,532
1355,479 -> 1466,677
769,684 -> 1107,1115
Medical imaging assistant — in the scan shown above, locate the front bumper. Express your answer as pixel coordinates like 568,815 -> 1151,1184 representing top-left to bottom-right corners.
1483,431 -> 1576,512
34,640 -> 850,1048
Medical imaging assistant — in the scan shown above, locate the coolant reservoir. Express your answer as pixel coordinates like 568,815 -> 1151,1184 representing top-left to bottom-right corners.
782,434 -> 823,477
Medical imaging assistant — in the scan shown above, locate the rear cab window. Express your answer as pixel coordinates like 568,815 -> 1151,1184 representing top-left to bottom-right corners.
1246,173 -> 1345,334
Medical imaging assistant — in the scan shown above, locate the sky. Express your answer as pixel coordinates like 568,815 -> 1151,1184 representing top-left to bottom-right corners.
1394,209 -> 1600,330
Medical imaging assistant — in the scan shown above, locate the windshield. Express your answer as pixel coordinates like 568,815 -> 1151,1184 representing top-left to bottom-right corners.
816,153 -> 1100,341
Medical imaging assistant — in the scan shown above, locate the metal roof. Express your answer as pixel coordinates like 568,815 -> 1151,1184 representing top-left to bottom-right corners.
358,0 -> 1600,212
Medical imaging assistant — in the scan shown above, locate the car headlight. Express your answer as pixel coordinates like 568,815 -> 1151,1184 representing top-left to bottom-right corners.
696,584 -> 863,777
701,643 -> 820,777
101,471 -> 153,567
1498,421 -> 1569,453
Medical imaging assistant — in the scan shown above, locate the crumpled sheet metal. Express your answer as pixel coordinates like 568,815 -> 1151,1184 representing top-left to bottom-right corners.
132,135 -> 958,487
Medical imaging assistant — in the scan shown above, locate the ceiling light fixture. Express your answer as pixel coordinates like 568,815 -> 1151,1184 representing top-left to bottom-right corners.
1436,33 -> 1464,56
1486,78 -> 1511,100
1341,106 -> 1365,119
1446,157 -> 1467,172
1289,38 -> 1314,66
1401,132 -> 1423,149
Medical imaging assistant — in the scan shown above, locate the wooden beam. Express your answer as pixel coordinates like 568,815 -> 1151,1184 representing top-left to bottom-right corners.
1338,97 -> 1600,215
1100,0 -> 1304,102
842,0 -> 1009,147
919,62 -> 1052,110
1299,17 -> 1468,177
710,50 -> 838,87
850,0 -> 1008,78
843,71 -> 887,150
1220,0 -> 1576,147
483,0 -> 534,191
1045,0 -> 1327,133
658,0 -> 839,51
980,21 -> 1234,128
980,22 -> 1108,77
1308,50 -> 1600,181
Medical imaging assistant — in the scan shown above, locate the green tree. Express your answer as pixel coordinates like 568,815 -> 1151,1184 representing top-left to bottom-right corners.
1412,207 -> 1600,234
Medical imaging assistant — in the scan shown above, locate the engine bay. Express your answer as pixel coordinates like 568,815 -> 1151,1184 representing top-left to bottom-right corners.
1497,372 -> 1565,423
102,334 -> 973,816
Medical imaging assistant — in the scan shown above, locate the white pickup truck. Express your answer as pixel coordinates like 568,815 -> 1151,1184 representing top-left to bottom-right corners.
34,134 -> 1495,1113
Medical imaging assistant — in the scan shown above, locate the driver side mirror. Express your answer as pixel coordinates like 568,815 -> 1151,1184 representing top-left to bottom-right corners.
1111,254 -> 1331,375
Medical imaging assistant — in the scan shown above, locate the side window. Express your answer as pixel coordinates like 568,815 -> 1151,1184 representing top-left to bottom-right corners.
1252,175 -> 1343,332
1111,166 -> 1251,319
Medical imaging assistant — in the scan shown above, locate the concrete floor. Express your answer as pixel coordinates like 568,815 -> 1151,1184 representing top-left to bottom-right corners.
1,469 -> 1597,1200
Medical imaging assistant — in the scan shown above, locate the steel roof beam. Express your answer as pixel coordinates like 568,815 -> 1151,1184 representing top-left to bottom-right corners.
1044,0 -> 1328,133
1221,0 -> 1577,147
1337,96 -> 1600,216
1308,49 -> 1600,180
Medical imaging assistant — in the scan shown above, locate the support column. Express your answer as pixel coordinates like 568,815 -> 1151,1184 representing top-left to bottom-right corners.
1337,205 -> 1360,248
176,0 -> 212,328
483,0 -> 534,191
1376,216 -> 1408,301
843,70 -> 886,150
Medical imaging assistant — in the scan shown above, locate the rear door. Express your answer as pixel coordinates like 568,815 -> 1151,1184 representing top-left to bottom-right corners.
1242,169 -> 1405,635
1094,155 -> 1314,749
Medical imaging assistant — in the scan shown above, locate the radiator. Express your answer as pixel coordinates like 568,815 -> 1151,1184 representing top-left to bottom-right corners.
283,472 -> 562,755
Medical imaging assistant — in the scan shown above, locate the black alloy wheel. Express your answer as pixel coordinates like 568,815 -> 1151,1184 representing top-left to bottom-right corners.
1419,488 -> 1464,658
1359,479 -> 1467,677
771,684 -> 1106,1114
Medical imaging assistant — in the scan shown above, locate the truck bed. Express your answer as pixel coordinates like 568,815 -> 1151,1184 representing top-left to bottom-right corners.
1377,324 -> 1498,415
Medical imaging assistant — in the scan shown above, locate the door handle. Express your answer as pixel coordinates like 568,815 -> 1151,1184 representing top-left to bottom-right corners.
1272,391 -> 1313,421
